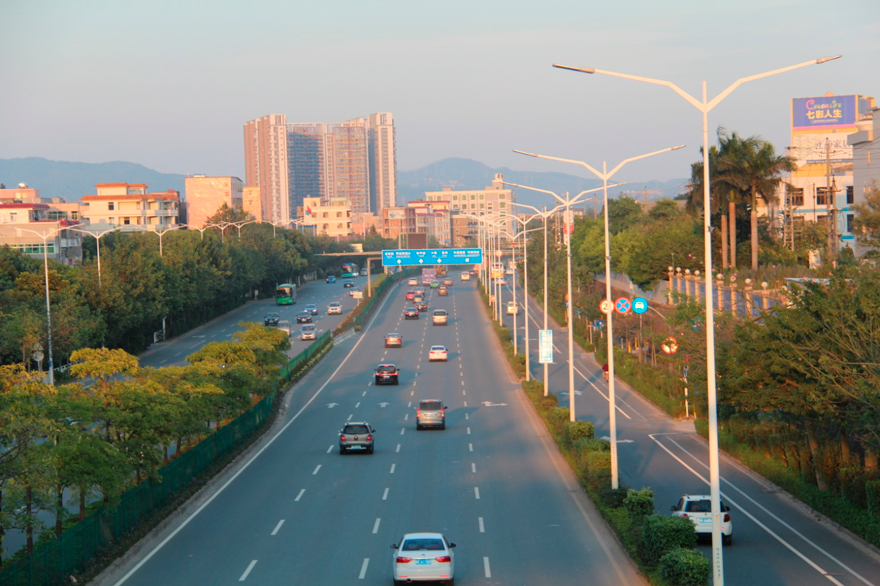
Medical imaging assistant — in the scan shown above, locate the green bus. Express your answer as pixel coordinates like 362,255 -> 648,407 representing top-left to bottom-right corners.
341,263 -> 359,278
275,283 -> 297,305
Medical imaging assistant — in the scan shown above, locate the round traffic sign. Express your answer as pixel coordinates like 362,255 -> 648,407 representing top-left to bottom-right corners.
662,337 -> 678,354
600,299 -> 612,314
632,297 -> 648,314
615,297 -> 631,314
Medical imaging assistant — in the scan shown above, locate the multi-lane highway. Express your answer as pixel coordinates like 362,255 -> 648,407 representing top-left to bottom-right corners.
98,275 -> 644,585
494,272 -> 880,586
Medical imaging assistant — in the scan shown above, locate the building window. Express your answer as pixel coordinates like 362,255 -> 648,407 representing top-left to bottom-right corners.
499,194 -> 506,200
847,185 -> 854,204
500,202 -> 506,209
789,187 -> 804,207
816,187 -> 831,207
479,194 -> 484,200
846,213 -> 854,234
123,217 -> 131,225
470,194 -> 476,200
452,195 -> 458,201
108,202 -> 115,211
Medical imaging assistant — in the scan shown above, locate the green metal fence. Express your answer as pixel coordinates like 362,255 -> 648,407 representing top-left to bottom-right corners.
0,335 -> 331,586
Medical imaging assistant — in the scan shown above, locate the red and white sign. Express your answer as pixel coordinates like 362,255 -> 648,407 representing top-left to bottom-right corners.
600,299 -> 612,314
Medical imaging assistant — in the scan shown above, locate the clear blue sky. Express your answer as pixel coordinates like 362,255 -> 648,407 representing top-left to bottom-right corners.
1,0 -> 877,184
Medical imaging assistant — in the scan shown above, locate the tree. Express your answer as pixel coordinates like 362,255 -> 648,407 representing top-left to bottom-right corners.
851,181 -> 880,252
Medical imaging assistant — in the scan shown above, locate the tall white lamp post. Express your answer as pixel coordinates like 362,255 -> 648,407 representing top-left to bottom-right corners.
71,224 -> 122,291
553,55 -> 840,584
514,145 -> 684,490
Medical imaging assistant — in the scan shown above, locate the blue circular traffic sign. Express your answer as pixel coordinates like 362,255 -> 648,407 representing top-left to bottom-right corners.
632,297 -> 648,314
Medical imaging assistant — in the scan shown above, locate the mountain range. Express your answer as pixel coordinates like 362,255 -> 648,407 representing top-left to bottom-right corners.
0,157 -> 687,210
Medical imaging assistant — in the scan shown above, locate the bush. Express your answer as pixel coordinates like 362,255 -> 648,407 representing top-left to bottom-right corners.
584,451 -> 611,490
640,515 -> 697,567
565,420 -> 595,444
623,487 -> 655,519
868,480 -> 880,520
600,487 -> 630,508
573,437 -> 610,455
548,407 -> 570,427
658,547 -> 711,586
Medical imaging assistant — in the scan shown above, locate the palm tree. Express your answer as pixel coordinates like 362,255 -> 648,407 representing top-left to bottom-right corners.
717,133 -> 796,270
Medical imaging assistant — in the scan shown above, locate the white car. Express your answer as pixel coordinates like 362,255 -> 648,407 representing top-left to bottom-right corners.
327,302 -> 343,315
670,494 -> 733,544
275,320 -> 292,336
432,310 -> 448,326
460,271 -> 471,281
408,278 -> 419,286
392,532 -> 455,585
300,324 -> 317,340
428,345 -> 448,362
506,301 -> 518,315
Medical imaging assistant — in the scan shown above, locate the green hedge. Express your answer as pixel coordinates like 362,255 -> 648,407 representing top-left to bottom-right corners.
659,547 -> 711,586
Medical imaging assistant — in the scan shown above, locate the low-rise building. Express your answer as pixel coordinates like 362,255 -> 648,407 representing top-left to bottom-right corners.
297,196 -> 352,239
184,176 -> 244,228
0,202 -> 82,264
81,183 -> 181,230
424,173 -> 515,238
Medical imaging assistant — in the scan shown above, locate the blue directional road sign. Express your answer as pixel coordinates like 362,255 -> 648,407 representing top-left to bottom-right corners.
632,297 -> 649,314
381,248 -> 484,267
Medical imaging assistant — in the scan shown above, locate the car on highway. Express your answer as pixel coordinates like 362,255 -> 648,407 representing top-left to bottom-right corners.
506,267 -> 515,275
414,301 -> 428,312
326,275 -> 337,284
263,312 -> 280,326
375,363 -> 400,385
430,281 -> 440,289
442,279 -> 453,286
438,286 -> 448,296
296,311 -> 313,323
405,290 -> 416,301
432,310 -> 448,326
670,495 -> 733,544
327,301 -> 343,315
343,279 -> 355,288
461,271 -> 471,281
415,288 -> 426,296
413,294 -> 424,304
339,421 -> 374,455
385,333 -> 403,348
275,320 -> 292,336
304,303 -> 318,315
408,278 -> 419,286
416,399 -> 446,430
360,268 -> 368,276
391,532 -> 456,584
300,324 -> 317,340
404,307 -> 420,319
428,345 -> 448,362
349,287 -> 362,297
506,301 -> 518,315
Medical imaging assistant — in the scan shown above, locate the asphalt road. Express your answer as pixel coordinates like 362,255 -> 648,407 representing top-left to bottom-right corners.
98,275 -> 644,586
496,272 -> 880,586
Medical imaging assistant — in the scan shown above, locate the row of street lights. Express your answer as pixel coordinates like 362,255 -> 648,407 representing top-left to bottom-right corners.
500,55 -> 839,586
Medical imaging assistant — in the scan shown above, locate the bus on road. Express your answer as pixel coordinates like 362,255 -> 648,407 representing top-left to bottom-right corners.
275,283 -> 297,305
341,263 -> 359,278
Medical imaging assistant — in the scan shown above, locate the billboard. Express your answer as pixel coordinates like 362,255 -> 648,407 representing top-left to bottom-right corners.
792,95 -> 871,131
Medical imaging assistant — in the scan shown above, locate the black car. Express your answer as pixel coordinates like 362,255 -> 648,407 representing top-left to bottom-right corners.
264,312 -> 280,326
296,311 -> 312,323
415,301 -> 428,312
404,307 -> 420,319
304,303 -> 318,315
343,279 -> 355,288
375,364 -> 400,385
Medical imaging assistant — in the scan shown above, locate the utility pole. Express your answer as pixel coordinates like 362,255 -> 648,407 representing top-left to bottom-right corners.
825,139 -> 838,265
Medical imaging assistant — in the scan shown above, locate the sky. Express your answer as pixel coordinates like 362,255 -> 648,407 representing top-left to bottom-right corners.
1,0 -> 878,186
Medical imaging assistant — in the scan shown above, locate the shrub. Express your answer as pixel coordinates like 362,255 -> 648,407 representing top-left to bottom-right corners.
658,547 -> 711,586
640,515 -> 696,567
600,487 -> 630,508
868,480 -> 880,520
584,451 -> 611,490
548,407 -> 570,427
573,437 -> 610,455
623,487 -> 655,519
565,420 -> 595,444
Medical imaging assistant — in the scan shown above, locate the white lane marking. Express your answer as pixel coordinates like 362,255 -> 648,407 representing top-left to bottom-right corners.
326,445 -> 333,453
347,414 -> 353,421
462,389 -> 466,396
382,488 -> 389,500
483,557 -> 491,578
159,359 -> 168,364
410,390 -> 414,396
362,390 -> 367,396
474,487 -> 480,500
239,560 -> 257,581
400,427 -> 405,435
390,463 -> 396,474
407,401 -> 412,407
471,463 -> 476,473
372,518 -> 381,534
467,427 -> 471,435
358,558 -> 369,580
355,402 -> 360,408
396,443 -> 401,452
469,443 -> 473,452
478,517 -> 485,533
295,489 -> 305,502
461,380 -> 465,386
271,520 -> 284,535
404,414 -> 409,420
312,465 -> 321,475
652,434 -> 870,586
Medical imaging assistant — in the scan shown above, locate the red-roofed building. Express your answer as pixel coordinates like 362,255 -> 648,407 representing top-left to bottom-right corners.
81,183 -> 181,230
0,202 -> 82,264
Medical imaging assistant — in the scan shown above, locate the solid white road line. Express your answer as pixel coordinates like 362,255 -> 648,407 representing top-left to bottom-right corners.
483,557 -> 491,578
372,518 -> 381,534
270,520 -> 284,536
295,489 -> 305,502
239,560 -> 257,581
358,558 -> 369,580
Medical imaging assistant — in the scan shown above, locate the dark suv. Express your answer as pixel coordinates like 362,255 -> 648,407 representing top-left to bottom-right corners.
263,313 -> 280,326
339,422 -> 375,454
375,364 -> 400,385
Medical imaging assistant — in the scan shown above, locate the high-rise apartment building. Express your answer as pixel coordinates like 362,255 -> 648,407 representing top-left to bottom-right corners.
243,114 -> 289,223
244,112 -> 396,221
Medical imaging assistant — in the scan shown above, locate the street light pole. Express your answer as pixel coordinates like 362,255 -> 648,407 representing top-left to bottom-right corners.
514,144 -> 684,490
554,54 -> 841,584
